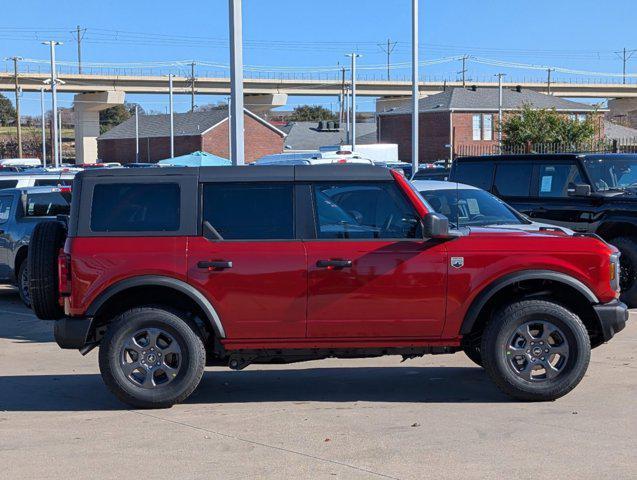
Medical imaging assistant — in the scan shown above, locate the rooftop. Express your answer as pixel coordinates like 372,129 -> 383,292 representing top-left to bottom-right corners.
379,86 -> 601,115
282,121 -> 377,150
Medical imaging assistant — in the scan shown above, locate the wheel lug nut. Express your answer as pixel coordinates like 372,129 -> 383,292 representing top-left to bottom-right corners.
526,349 -> 530,353
541,357 -> 545,361
545,349 -> 549,353
156,362 -> 160,366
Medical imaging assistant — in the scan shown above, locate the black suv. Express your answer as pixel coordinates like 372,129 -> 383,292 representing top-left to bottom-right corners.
450,153 -> 637,306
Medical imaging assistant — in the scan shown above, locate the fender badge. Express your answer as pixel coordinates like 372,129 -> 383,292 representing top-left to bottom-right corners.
451,257 -> 464,269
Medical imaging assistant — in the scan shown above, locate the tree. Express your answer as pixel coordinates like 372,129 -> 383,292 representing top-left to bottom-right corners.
99,103 -> 144,134
288,105 -> 337,122
502,104 -> 596,148
195,101 -> 228,112
0,93 -> 17,127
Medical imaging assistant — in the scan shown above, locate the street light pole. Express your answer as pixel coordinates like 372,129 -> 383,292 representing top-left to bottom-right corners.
5,57 -> 23,158
40,87 -> 46,166
58,110 -> 63,162
135,105 -> 139,163
42,41 -> 62,168
229,0 -> 245,165
346,53 -> 361,151
345,84 -> 350,144
168,74 -> 174,158
411,0 -> 419,177
496,73 -> 506,150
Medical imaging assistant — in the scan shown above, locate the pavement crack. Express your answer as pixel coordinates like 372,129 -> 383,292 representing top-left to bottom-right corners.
128,410 -> 402,480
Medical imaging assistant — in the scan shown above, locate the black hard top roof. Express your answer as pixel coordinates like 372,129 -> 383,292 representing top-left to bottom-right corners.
76,164 -> 394,182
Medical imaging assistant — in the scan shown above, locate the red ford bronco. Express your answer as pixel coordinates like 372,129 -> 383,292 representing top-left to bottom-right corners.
29,165 -> 628,408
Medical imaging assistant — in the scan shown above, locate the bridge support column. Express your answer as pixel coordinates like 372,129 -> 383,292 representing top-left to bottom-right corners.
244,93 -> 288,113
74,91 -> 125,164
608,98 -> 637,129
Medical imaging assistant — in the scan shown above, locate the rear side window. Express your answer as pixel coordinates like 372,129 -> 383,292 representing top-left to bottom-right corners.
312,182 -> 421,239
91,183 -> 180,232
34,179 -> 72,187
202,183 -> 294,240
537,163 -> 583,197
494,163 -> 532,197
25,192 -> 71,217
0,180 -> 18,189
0,195 -> 12,222
453,162 -> 494,191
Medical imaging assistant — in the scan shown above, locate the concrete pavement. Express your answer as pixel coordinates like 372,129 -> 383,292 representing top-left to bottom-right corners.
0,285 -> 635,480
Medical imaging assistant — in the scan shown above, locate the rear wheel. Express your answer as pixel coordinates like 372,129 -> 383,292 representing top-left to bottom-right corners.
17,260 -> 31,308
610,236 -> 637,308
482,300 -> 591,401
98,307 -> 206,409
29,221 -> 66,319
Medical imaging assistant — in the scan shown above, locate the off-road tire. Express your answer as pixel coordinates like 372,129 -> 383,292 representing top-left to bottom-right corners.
29,221 -> 66,320
482,300 -> 591,402
17,260 -> 31,308
610,236 -> 637,308
98,307 -> 206,409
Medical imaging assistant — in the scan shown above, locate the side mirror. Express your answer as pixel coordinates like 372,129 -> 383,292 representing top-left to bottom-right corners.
422,212 -> 451,238
568,183 -> 592,197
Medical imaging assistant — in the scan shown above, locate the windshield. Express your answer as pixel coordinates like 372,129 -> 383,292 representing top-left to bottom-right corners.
583,156 -> 637,191
419,187 -> 525,228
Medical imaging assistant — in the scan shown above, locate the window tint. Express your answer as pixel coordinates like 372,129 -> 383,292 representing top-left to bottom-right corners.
537,164 -> 583,197
313,182 -> 421,239
91,183 -> 180,232
25,192 -> 71,217
453,162 -> 494,191
0,195 -> 12,222
34,179 -> 72,187
0,180 -> 18,190
494,163 -> 532,197
202,183 -> 294,240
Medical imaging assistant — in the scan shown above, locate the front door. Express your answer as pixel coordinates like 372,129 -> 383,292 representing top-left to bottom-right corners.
187,182 -> 307,339
305,181 -> 448,338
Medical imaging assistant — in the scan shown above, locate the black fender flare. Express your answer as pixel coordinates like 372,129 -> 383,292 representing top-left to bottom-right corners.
460,270 -> 599,335
86,275 -> 226,338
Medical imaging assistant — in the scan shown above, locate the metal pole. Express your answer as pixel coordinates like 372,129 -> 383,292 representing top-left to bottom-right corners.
547,68 -> 553,95
40,87 -> 46,166
190,61 -> 196,112
58,110 -> 63,163
227,97 -> 232,162
229,0 -> 245,165
347,53 -> 361,151
623,48 -> 627,85
168,74 -> 174,158
411,0 -> 419,177
6,57 -> 24,158
76,26 -> 83,74
496,73 -> 506,148
43,41 -> 61,168
345,85 -> 350,144
135,105 -> 139,163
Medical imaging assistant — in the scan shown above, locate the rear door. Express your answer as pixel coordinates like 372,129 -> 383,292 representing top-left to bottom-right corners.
0,194 -> 15,279
304,181 -> 448,338
187,180 -> 307,339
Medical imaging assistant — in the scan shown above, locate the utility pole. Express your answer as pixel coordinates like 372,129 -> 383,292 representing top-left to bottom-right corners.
346,53 -> 361,151
58,110 -> 63,162
496,73 -> 506,150
72,26 -> 86,74
378,38 -> 398,81
5,57 -> 23,158
547,68 -> 553,95
459,55 -> 469,87
615,48 -> 636,85
411,0 -> 419,178
168,74 -> 174,158
42,41 -> 62,168
40,87 -> 46,166
339,66 -> 345,125
190,61 -> 196,112
135,105 -> 139,163
345,84 -> 350,144
229,0 -> 245,165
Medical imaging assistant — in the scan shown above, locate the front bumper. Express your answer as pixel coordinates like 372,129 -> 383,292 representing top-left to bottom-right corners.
593,299 -> 629,342
54,316 -> 93,349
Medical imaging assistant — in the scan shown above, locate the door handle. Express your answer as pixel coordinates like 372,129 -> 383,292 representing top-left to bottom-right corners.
198,260 -> 233,270
316,259 -> 352,269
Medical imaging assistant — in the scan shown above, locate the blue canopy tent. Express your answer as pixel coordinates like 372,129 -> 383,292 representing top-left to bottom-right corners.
157,151 -> 231,167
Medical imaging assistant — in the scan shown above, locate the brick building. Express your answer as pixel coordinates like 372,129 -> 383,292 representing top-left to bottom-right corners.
97,109 -> 286,164
377,86 -> 603,162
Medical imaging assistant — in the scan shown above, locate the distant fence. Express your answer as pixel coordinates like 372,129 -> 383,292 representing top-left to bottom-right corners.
455,138 -> 637,158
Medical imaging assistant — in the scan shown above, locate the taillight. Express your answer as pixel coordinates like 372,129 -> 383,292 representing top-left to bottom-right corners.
58,250 -> 71,296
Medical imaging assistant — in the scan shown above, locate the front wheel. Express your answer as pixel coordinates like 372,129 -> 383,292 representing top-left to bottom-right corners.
98,307 -> 206,409
17,261 -> 31,308
610,236 -> 637,308
482,300 -> 591,402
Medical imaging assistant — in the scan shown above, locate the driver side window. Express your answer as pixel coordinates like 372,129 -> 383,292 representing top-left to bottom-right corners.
312,182 -> 422,239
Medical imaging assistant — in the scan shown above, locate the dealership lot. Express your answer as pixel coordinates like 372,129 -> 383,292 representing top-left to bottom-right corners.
0,285 -> 635,480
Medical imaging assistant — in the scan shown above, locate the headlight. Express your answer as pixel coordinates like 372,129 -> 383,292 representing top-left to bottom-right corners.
609,253 -> 621,292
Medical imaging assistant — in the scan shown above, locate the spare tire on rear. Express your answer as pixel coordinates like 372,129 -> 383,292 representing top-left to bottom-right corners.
29,220 -> 67,320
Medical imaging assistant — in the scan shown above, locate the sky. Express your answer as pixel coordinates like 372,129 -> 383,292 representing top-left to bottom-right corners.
2,0 -> 636,115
